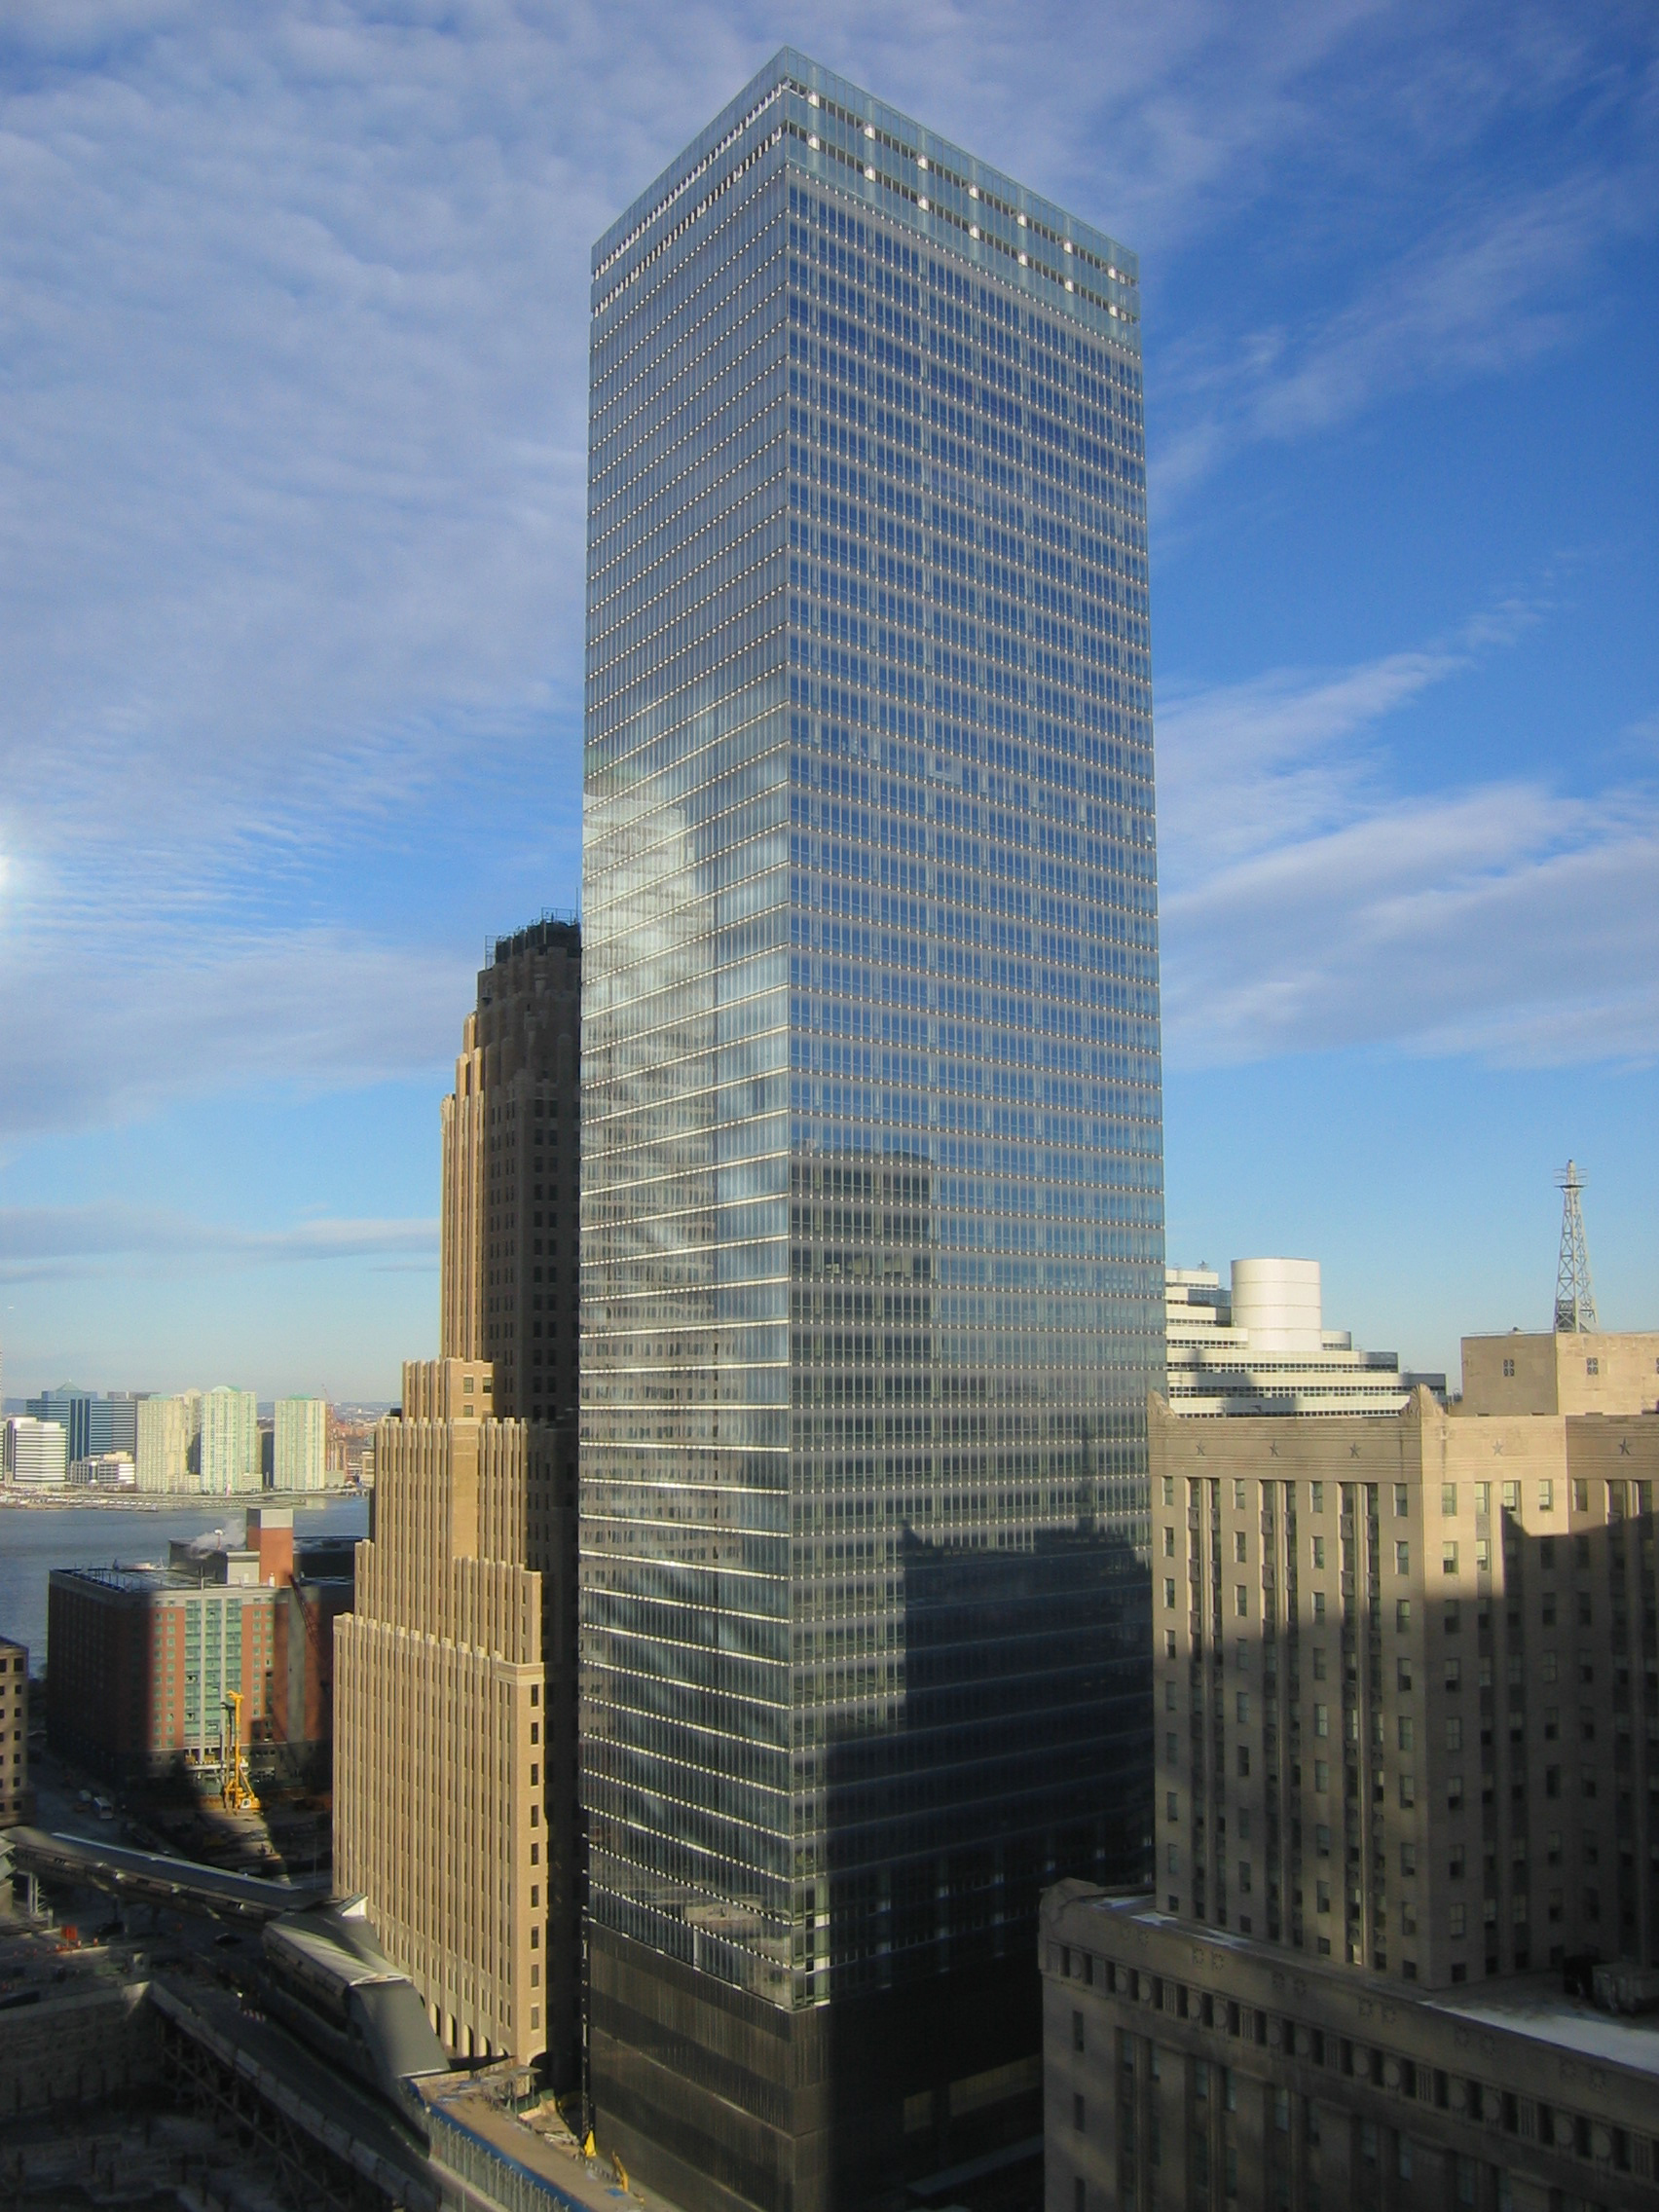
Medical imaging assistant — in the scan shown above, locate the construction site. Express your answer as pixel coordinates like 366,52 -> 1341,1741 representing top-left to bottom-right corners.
0,1821 -> 681,2212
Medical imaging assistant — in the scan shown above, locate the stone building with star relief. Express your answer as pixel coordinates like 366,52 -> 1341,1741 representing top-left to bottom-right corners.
1043,1322 -> 1659,2212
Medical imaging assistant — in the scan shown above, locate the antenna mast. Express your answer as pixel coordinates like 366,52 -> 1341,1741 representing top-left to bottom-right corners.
1553,1160 -> 1599,1334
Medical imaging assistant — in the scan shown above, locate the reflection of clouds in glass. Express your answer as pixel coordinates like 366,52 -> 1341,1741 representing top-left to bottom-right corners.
580,53 -> 1165,2027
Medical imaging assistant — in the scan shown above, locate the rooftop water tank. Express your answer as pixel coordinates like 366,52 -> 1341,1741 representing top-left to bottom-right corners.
1231,1258 -> 1323,1353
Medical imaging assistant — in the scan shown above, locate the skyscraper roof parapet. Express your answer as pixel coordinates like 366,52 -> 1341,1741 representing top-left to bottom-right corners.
486,912 -> 581,971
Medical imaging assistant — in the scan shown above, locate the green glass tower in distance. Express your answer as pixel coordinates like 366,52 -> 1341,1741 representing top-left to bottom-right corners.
580,50 -> 1162,2212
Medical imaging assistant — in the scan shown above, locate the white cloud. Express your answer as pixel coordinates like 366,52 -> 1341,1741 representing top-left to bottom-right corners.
1150,20 -> 1659,506
1157,648 -> 1466,876
0,1199 -> 436,1284
0,1 -> 1651,1143
0,925 -> 474,1140
1157,635 -> 1659,1069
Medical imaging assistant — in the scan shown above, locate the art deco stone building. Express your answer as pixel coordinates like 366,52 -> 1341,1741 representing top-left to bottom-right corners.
1042,1326 -> 1659,2212
335,919 -> 583,2082
334,1356 -> 552,2065
442,916 -> 582,1428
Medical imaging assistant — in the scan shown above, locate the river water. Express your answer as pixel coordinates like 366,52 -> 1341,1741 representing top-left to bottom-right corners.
0,1493 -> 371,1671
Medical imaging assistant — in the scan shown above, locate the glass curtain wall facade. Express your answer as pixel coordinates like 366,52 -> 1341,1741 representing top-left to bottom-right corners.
581,49 -> 1161,2212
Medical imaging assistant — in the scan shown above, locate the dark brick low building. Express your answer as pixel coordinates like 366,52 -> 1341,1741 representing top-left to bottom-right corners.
47,1508 -> 351,1787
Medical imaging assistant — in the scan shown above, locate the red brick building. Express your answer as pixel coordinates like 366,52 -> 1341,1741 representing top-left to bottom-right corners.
46,1508 -> 350,1787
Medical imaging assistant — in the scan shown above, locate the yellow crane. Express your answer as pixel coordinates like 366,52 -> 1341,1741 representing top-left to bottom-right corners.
220,1689 -> 259,1813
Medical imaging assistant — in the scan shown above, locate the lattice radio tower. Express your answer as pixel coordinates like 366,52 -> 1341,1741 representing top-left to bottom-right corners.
1553,1159 -> 1599,1335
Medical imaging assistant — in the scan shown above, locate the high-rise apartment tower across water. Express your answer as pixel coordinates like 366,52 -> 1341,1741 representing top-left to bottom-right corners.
580,50 -> 1163,2212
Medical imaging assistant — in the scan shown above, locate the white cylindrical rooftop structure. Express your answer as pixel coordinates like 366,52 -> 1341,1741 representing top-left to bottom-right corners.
1232,1257 -> 1323,1353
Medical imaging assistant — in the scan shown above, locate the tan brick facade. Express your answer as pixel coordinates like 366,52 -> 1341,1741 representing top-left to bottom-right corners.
440,1014 -> 487,1367
1042,1328 -> 1659,2212
333,1370 -> 552,2067
1148,1374 -> 1658,1989
340,916 -> 583,2087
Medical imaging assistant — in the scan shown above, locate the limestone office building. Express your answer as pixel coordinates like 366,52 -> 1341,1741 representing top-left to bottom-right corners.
1043,1325 -> 1659,2212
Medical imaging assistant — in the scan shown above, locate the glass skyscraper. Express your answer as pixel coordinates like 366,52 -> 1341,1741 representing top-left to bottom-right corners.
580,51 -> 1162,2212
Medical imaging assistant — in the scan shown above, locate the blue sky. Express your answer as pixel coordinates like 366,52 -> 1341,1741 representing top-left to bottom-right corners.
1,1 -> 1654,1399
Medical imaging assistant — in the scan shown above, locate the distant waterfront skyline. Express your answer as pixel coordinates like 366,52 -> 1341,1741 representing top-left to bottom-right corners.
0,3 -> 1653,1396
0,1493 -> 370,1673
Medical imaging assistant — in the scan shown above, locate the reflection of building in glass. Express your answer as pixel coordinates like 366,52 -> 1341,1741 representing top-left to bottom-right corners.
1045,1325 -> 1659,2212
827,1524 -> 1149,1980
581,47 -> 1162,2212
1166,1257 -> 1444,1417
